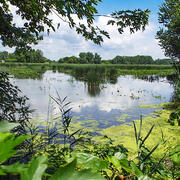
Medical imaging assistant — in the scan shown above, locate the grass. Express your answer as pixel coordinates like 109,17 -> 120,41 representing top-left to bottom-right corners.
0,62 -> 174,79
0,65 -> 45,79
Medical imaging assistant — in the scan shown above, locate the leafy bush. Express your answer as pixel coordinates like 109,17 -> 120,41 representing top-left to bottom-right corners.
0,71 -> 33,135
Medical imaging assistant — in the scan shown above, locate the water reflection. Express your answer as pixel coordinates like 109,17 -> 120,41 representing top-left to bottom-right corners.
68,68 -> 119,97
10,71 -> 174,129
85,82 -> 101,97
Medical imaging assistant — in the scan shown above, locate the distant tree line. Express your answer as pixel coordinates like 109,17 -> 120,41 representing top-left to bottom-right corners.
104,55 -> 172,65
0,50 -> 172,65
58,53 -> 171,65
58,52 -> 101,64
0,50 -> 50,63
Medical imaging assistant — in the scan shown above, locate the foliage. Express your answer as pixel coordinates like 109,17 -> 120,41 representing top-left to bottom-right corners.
15,49 -> 49,63
0,127 -> 48,180
132,117 -> 163,176
154,58 -> 172,65
58,53 -> 172,65
0,50 -> 50,63
0,0 -> 150,50
1,50 -> 172,65
168,111 -> 180,126
0,104 -> 179,179
0,121 -> 106,180
111,55 -> 154,65
169,144 -> 180,178
0,71 -> 33,135
59,52 -> 102,64
156,0 -> 180,58
49,159 -> 105,180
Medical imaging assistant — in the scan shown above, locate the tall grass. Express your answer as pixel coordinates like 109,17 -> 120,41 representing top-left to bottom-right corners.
0,62 -> 174,79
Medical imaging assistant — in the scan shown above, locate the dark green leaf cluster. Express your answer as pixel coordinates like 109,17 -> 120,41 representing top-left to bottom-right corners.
59,52 -> 102,64
0,50 -> 50,63
58,53 -> 171,65
14,49 -> 49,63
0,71 -> 32,135
0,0 -> 150,49
111,55 -> 154,65
156,0 -> 180,58
168,111 -> 180,126
108,9 -> 150,34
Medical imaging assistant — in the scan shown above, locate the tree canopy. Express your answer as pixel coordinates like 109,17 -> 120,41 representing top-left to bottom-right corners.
59,52 -> 102,64
156,0 -> 180,59
0,50 -> 50,63
0,0 -> 150,50
57,52 -> 170,65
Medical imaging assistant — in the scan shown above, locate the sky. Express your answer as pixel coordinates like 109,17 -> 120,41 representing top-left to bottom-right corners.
0,0 -> 167,60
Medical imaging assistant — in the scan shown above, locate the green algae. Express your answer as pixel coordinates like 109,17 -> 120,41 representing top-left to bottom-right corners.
137,102 -> 171,108
31,101 -> 179,161
116,114 -> 133,122
96,107 -> 180,159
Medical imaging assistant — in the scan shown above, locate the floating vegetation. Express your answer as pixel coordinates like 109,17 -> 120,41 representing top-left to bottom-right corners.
95,105 -> 180,158
0,62 -> 174,80
137,103 -> 171,108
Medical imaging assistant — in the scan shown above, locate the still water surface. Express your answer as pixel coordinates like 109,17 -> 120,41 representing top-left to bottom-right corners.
11,71 -> 174,129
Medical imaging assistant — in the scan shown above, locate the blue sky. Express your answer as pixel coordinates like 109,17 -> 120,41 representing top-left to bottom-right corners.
97,0 -> 164,13
0,0 -> 167,60
97,0 -> 165,26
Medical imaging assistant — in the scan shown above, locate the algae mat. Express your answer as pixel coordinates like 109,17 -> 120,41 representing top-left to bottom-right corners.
94,103 -> 180,158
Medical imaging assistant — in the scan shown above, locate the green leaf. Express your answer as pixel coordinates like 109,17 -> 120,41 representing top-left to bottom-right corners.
137,116 -> 143,146
1,162 -> 26,174
139,124 -> 155,149
50,159 -> 105,180
108,155 -> 132,173
172,154 -> 180,166
0,132 -> 28,164
0,168 -> 6,175
142,143 -> 160,162
177,106 -> 180,110
108,156 -> 120,169
118,159 -> 132,173
130,162 -> 143,177
133,121 -> 138,145
0,121 -> 18,133
74,152 -> 108,171
21,156 -> 47,180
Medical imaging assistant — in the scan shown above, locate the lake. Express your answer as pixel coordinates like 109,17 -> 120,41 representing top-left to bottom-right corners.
10,70 -> 174,131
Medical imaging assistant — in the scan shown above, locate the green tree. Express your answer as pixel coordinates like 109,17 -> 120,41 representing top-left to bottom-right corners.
112,56 -> 125,64
15,49 -> 46,63
155,58 -> 171,65
79,52 -> 88,64
58,58 -> 64,64
79,52 -> 86,59
86,52 -> 94,63
94,53 -> 101,64
156,0 -> 180,59
0,0 -> 150,51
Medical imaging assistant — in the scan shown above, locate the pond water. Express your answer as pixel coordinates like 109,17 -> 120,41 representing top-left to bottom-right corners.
11,70 -> 174,130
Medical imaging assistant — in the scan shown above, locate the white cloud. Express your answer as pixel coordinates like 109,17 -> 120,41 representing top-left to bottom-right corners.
0,10 -> 166,60
11,72 -> 173,118
34,14 -> 166,60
